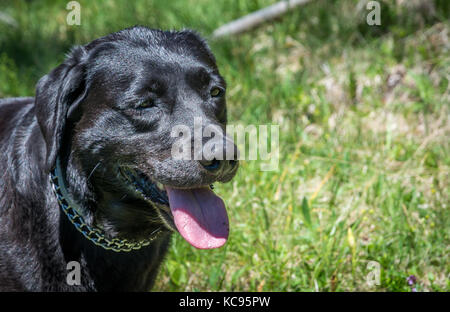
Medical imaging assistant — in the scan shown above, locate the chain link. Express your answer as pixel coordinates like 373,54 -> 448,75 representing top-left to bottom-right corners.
50,171 -> 163,252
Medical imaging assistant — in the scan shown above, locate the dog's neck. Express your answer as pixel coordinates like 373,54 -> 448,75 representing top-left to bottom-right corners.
51,157 -> 164,252
53,154 -> 171,290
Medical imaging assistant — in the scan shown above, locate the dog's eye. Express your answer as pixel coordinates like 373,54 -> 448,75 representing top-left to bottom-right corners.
137,99 -> 155,109
210,87 -> 223,98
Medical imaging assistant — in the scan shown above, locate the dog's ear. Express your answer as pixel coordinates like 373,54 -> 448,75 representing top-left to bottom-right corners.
35,46 -> 89,172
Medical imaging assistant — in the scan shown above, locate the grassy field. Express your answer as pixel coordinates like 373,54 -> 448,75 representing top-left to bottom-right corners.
0,0 -> 448,291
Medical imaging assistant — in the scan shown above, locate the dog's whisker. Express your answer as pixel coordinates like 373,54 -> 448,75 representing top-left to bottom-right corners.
87,162 -> 102,181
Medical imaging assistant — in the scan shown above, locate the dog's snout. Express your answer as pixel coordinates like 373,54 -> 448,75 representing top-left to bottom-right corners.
196,125 -> 240,176
199,142 -> 239,175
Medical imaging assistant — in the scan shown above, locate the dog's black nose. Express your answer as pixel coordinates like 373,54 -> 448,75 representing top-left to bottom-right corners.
199,157 -> 238,173
199,136 -> 239,173
199,158 -> 222,171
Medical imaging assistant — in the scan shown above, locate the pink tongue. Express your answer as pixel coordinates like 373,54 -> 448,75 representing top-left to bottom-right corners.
165,186 -> 229,249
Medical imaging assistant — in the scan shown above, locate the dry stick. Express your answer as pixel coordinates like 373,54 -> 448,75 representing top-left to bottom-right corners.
0,12 -> 18,28
212,0 -> 314,39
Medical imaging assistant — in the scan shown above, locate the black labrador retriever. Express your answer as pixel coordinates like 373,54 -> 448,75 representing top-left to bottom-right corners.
0,26 -> 238,291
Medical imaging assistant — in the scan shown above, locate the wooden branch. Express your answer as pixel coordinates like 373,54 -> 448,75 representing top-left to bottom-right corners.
0,11 -> 18,28
212,0 -> 314,39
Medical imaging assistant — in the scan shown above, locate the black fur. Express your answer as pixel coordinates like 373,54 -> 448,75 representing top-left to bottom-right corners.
0,26 -> 237,291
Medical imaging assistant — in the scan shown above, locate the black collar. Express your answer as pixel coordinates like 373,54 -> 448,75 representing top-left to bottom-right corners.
50,157 -> 163,252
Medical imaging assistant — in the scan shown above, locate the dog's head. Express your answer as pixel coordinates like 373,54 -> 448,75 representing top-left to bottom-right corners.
35,27 -> 239,249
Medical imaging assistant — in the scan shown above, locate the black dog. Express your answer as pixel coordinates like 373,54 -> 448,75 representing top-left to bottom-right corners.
0,26 -> 238,291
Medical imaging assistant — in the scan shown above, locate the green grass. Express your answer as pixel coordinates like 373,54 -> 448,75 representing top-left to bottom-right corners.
1,0 -> 448,291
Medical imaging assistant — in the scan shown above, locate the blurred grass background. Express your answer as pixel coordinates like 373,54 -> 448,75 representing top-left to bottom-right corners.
0,0 -> 449,291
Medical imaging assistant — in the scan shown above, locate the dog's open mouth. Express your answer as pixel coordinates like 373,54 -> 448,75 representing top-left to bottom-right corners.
119,167 -> 229,249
